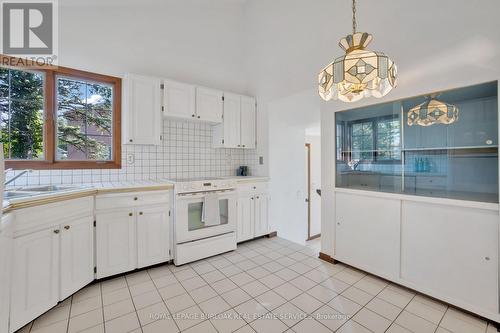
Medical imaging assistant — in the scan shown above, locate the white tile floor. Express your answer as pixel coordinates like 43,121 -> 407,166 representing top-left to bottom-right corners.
16,237 -> 498,333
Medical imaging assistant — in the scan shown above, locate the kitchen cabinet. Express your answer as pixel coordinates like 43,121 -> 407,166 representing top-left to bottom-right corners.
123,74 -> 162,145
237,194 -> 254,242
60,216 -> 94,300
0,215 -> 13,333
95,191 -> 171,278
254,193 -> 269,237
162,79 -> 196,120
213,93 -> 256,149
196,87 -> 223,122
10,228 -> 59,332
137,206 -> 170,268
219,92 -> 241,148
335,192 -> 400,279
240,96 -> 256,149
236,182 -> 270,242
95,210 -> 137,279
9,197 -> 94,333
401,201 -> 498,314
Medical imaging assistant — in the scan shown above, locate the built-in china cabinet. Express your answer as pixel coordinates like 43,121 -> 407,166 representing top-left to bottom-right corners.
332,81 -> 500,323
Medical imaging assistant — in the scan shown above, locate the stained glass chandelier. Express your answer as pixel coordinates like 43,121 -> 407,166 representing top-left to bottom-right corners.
408,97 -> 459,126
318,0 -> 397,103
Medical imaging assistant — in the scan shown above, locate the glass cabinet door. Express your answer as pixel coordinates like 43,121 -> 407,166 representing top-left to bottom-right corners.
335,81 -> 499,203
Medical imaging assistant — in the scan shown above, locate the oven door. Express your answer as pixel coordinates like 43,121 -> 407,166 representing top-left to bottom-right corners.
175,190 -> 236,243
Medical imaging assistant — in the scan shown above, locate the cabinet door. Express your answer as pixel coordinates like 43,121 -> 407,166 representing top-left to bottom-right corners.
137,206 -> 170,268
401,201 -> 498,313
196,87 -> 223,123
60,216 -> 94,300
223,93 -> 241,148
163,80 -> 195,120
237,195 -> 254,242
124,74 -> 162,145
254,193 -> 270,237
335,192 -> 400,279
0,216 -> 13,333
96,211 -> 136,278
10,229 -> 59,332
240,96 -> 256,149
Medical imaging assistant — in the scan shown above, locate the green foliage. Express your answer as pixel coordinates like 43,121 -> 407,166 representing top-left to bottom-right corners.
0,67 -> 113,161
0,68 -> 44,159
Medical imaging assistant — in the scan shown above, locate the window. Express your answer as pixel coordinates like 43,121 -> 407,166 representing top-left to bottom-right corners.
0,55 -> 121,169
0,68 -> 44,160
347,116 -> 401,162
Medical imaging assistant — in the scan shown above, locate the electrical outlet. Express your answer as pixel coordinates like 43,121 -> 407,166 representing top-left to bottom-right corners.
259,156 -> 264,165
126,153 -> 135,164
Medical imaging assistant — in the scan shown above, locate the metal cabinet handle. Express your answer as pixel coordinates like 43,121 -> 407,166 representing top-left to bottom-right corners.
129,213 -> 133,216
134,197 -> 138,201
53,229 -> 60,234
242,145 -> 246,147
129,139 -> 133,143
139,212 -> 143,215
485,256 -> 491,261
256,196 -> 260,199
251,197 -> 254,200
64,225 -> 70,230
197,115 -> 200,119
192,114 -> 195,117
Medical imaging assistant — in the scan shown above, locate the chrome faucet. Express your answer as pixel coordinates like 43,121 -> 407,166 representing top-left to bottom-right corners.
5,169 -> 32,186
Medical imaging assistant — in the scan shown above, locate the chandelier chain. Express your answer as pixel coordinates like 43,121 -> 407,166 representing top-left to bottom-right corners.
352,0 -> 357,34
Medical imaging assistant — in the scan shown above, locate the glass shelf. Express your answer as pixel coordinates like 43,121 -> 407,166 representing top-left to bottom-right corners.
335,81 -> 499,203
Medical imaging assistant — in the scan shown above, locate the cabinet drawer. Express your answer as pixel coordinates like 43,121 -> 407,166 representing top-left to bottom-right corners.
96,191 -> 170,210
238,182 -> 268,193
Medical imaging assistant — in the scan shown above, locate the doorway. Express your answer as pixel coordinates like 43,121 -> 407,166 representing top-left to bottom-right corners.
305,139 -> 321,242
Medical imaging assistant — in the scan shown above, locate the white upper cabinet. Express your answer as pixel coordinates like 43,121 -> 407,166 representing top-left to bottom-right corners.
123,74 -> 162,145
213,93 -> 256,149
196,87 -> 223,123
240,96 -> 256,149
162,80 -> 195,120
222,92 -> 241,148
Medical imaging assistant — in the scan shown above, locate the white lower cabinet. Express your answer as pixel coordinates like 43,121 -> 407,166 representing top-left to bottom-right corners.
334,190 -> 500,322
60,216 -> 95,300
96,210 -> 137,279
335,192 -> 400,279
10,228 -> 59,332
254,193 -> 269,237
236,182 -> 270,242
401,201 -> 498,314
237,194 -> 254,242
137,206 -> 170,268
0,215 -> 13,333
95,191 -> 171,278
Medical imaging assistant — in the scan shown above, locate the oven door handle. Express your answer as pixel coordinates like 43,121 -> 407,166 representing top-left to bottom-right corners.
177,190 -> 234,198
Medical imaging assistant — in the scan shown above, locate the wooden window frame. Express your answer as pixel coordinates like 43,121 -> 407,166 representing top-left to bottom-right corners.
1,55 -> 121,170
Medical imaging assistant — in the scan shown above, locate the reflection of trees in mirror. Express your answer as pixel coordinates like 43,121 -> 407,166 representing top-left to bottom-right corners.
0,68 -> 44,160
57,78 -> 113,161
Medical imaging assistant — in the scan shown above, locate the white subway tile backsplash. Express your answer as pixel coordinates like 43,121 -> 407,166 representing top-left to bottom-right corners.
6,119 -> 257,187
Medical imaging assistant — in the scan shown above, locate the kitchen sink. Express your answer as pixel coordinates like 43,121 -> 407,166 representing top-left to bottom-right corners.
3,185 -> 84,200
18,185 -> 80,192
4,191 -> 34,199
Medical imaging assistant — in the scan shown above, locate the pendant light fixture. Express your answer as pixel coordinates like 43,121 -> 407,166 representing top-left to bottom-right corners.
407,96 -> 459,126
318,0 -> 397,103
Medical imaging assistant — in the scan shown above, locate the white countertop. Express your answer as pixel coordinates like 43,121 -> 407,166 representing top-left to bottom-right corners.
2,176 -> 269,212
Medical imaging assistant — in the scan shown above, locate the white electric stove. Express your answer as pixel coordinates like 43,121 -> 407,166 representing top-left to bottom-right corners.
172,177 -> 238,265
